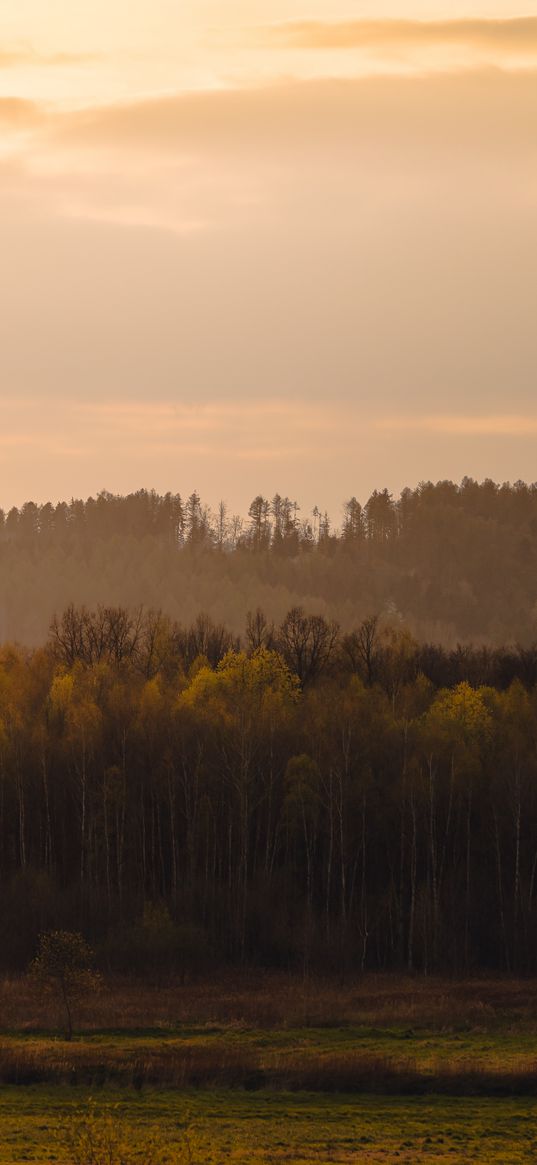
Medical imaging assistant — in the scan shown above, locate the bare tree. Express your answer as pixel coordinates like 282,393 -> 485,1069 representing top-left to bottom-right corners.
279,607 -> 339,686
343,615 -> 382,685
184,612 -> 237,667
245,608 -> 275,653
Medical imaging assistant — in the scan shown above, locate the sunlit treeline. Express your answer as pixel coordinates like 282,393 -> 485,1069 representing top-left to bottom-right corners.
1,604 -> 537,975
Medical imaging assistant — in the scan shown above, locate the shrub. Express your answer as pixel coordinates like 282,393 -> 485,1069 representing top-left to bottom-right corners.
61,1101 -> 197,1164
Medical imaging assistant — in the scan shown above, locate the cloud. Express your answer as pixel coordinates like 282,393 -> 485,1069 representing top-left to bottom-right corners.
8,398 -> 537,449
376,416 -> 537,437
50,68 -> 537,155
32,69 -> 534,239
78,399 -> 336,436
255,17 -> 537,56
62,202 -> 210,236
4,397 -> 537,513
79,403 -> 537,443
3,400 -> 537,491
0,98 -> 41,125
1,66 -> 536,503
3,69 -> 533,247
0,46 -> 99,69
0,398 -> 340,492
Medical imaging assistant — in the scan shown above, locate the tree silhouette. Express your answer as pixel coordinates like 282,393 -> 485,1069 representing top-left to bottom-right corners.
30,931 -> 100,1040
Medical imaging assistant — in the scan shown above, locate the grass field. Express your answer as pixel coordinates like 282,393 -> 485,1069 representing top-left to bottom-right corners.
3,975 -> 537,1161
5,972 -> 537,1033
3,1024 -> 537,1093
1,1087 -> 537,1163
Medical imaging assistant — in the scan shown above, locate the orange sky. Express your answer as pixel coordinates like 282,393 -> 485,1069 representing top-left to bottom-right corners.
1,3 -> 537,518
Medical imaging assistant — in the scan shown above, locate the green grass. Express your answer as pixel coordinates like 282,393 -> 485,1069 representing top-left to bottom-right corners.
0,1087 -> 537,1164
3,977 -> 537,1160
7,1019 -> 537,1064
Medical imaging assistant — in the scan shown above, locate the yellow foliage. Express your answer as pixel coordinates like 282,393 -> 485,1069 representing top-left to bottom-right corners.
49,671 -> 75,716
66,698 -> 102,742
60,1100 -> 198,1164
181,648 -> 300,716
426,682 -> 493,746
140,676 -> 163,717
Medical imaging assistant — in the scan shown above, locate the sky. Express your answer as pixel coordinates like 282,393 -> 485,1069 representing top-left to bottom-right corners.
1,2 -> 537,521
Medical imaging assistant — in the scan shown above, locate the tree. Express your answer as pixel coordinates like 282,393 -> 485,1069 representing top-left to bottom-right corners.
185,491 -> 212,547
183,612 -> 236,668
30,930 -> 100,1040
279,607 -> 339,687
342,615 -> 381,686
342,497 -> 364,543
182,649 -> 299,958
245,607 -> 274,653
215,500 -> 229,550
364,488 -> 396,542
247,495 -> 271,551
420,682 -> 492,970
284,754 -> 321,972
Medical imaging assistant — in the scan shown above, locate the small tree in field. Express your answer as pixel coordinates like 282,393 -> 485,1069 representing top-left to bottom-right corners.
30,930 -> 100,1040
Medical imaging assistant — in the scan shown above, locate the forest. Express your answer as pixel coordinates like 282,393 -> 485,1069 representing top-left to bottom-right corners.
2,477 -> 537,646
1,598 -> 537,976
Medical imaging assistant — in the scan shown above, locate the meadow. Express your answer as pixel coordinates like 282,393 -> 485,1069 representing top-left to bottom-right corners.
1,1088 -> 537,1164
2,974 -> 537,1161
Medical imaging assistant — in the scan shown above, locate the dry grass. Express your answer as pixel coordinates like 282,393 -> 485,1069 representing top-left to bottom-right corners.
1,1039 -> 537,1095
2,972 -> 537,1096
4,971 -> 537,1033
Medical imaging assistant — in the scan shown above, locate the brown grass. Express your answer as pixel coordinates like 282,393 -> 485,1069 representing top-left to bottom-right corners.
0,1040 -> 537,1095
4,971 -> 537,1033
2,971 -> 537,1095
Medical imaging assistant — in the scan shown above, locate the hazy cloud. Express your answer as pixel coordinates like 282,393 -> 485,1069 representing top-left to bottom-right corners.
79,403 -> 537,442
0,46 -> 100,68
0,97 -> 41,124
1,68 -> 537,510
3,398 -> 537,512
7,398 -> 537,456
255,17 -> 537,55
376,416 -> 537,437
49,69 -> 537,162
79,399 -> 336,436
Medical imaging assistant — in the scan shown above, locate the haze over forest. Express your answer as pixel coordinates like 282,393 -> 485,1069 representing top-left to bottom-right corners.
3,485 -> 537,975
2,477 -> 537,648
